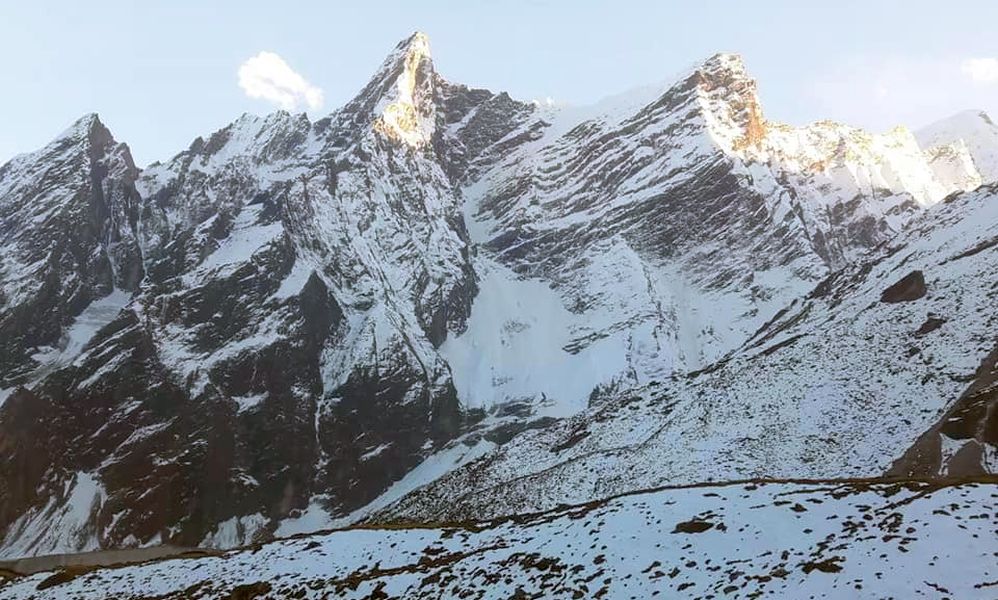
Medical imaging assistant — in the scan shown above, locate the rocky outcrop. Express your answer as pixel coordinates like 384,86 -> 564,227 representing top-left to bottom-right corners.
880,270 -> 927,303
888,343 -> 998,478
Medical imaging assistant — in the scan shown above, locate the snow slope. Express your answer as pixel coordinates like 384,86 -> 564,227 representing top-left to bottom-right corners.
2,480 -> 995,599
918,110 -> 998,182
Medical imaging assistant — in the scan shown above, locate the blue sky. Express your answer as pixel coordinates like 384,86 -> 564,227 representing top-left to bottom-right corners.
2,0 -> 997,166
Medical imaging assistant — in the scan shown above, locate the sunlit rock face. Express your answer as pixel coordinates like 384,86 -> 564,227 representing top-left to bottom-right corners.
371,32 -> 437,147
0,32 -> 995,559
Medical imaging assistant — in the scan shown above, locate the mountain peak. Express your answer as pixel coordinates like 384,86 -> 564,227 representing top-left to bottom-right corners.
691,53 -> 767,151
371,32 -> 436,147
70,111 -> 101,129
697,52 -> 747,74
342,32 -> 439,147
45,112 -> 131,167
398,31 -> 431,59
58,113 -> 112,145
693,53 -> 753,93
917,108 -> 998,182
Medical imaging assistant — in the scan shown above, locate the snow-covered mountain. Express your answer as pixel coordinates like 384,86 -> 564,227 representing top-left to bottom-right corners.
0,32 -> 995,561
0,115 -> 144,395
918,109 -> 998,183
379,181 -> 998,522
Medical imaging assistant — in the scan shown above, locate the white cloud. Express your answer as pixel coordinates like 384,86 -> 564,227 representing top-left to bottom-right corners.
961,57 -> 998,84
238,51 -> 324,111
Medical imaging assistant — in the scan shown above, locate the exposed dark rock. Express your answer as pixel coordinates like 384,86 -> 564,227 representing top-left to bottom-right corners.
914,315 -> 946,337
801,557 -> 844,574
484,417 -> 558,446
887,344 -> 998,478
673,520 -> 714,534
880,270 -> 926,303
224,581 -> 272,600
550,428 -> 591,453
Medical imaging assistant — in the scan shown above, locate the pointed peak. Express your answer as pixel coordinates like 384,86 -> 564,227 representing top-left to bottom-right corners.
58,113 -> 111,143
49,113 -> 121,162
73,112 -> 102,129
699,52 -> 746,69
11,112 -> 138,176
688,53 -> 767,151
343,32 -> 440,147
396,31 -> 431,58
373,31 -> 434,83
693,53 -> 752,88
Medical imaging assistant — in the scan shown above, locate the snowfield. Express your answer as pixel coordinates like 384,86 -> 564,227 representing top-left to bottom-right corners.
2,479 -> 995,599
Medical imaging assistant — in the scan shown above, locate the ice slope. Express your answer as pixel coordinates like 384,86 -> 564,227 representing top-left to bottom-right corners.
2,480 -> 995,599
440,258 -> 631,417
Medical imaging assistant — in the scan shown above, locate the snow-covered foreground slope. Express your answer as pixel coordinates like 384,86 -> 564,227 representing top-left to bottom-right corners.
2,479 -> 995,599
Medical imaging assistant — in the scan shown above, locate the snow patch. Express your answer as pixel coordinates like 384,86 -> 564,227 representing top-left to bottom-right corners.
30,289 -> 131,376
233,393 -> 267,414
441,260 -> 625,417
0,472 -> 105,559
200,513 -> 268,549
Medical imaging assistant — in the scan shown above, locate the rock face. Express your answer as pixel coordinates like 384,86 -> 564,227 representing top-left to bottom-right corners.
879,270 -> 927,303
0,115 -> 144,390
0,33 -> 996,558
889,343 -> 998,478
